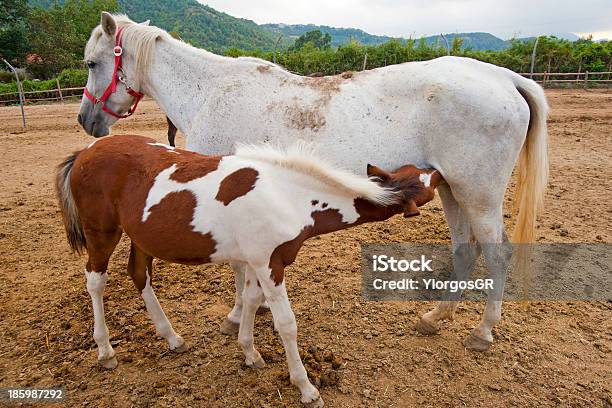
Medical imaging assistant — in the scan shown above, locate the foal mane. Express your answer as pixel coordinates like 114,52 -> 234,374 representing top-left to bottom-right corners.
235,142 -> 398,206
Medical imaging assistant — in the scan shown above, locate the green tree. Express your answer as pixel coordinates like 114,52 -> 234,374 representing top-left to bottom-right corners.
290,30 -> 332,51
0,0 -> 30,64
27,0 -> 119,78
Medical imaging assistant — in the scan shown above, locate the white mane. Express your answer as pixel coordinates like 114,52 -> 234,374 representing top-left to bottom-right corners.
235,142 -> 398,206
84,14 -> 281,91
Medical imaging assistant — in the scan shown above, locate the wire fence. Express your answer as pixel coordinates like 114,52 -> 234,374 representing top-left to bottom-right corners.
0,86 -> 84,105
1,71 -> 611,129
1,71 -> 611,107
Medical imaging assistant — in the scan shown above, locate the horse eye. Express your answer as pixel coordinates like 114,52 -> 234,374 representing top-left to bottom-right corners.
86,61 -> 96,69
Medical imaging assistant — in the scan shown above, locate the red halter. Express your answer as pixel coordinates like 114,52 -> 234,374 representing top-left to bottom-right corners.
83,27 -> 144,119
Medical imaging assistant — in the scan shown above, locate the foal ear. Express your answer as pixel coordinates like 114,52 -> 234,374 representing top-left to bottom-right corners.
367,164 -> 390,182
100,12 -> 117,37
139,20 -> 151,26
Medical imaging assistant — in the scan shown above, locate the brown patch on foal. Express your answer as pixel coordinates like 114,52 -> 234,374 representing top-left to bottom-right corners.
140,190 -> 217,264
257,65 -> 272,73
216,167 -> 259,206
269,209 -> 346,285
170,158 -> 220,183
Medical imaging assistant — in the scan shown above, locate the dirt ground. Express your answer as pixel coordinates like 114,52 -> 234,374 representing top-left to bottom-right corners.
0,89 -> 610,407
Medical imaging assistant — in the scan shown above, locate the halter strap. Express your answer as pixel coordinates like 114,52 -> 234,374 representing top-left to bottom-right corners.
83,26 -> 144,119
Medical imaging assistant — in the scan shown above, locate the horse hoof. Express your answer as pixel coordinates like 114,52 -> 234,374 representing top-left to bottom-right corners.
219,318 -> 240,336
463,333 -> 492,352
99,356 -> 118,370
171,341 -> 189,353
247,356 -> 266,369
303,396 -> 324,408
415,317 -> 440,335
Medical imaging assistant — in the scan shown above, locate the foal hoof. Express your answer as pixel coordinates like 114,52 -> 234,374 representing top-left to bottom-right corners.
220,318 -> 240,336
303,396 -> 324,408
415,317 -> 440,335
171,341 -> 189,354
463,333 -> 492,352
99,356 -> 118,370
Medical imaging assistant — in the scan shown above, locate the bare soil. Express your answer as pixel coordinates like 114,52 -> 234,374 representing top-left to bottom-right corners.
0,89 -> 610,407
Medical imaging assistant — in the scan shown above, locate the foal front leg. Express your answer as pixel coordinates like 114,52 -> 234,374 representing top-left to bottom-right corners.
85,270 -> 117,369
252,265 -> 323,408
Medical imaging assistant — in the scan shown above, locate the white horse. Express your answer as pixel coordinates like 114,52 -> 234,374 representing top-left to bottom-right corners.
78,13 -> 548,355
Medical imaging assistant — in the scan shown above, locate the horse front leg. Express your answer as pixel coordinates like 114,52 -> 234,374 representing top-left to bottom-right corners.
252,265 -> 323,408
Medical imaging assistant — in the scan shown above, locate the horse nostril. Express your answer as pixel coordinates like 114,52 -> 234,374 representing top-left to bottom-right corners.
77,114 -> 83,125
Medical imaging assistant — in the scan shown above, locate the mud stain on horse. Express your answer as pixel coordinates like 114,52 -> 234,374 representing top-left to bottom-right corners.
257,65 -> 272,73
216,167 -> 259,206
283,102 -> 327,132
276,72 -> 358,131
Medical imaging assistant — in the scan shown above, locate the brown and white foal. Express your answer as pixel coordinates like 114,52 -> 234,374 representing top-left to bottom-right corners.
56,135 -> 442,407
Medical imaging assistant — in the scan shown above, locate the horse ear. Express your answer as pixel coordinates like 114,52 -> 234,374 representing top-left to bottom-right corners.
367,164 -> 390,182
140,20 -> 150,26
100,12 -> 117,37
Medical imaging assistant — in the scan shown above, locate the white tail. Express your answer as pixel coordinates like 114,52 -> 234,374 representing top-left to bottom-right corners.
511,76 -> 549,296
512,76 -> 549,244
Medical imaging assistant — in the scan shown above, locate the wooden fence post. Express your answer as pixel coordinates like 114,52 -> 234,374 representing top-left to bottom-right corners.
362,53 -> 368,71
56,78 -> 64,103
2,58 -> 26,129
584,71 -> 589,89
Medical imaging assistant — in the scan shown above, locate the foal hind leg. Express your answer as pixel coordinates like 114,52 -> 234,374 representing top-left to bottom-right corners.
84,228 -> 122,369
221,262 -> 246,335
417,184 -> 481,335
221,262 -> 269,336
237,266 -> 265,368
252,265 -> 322,407
127,243 -> 187,352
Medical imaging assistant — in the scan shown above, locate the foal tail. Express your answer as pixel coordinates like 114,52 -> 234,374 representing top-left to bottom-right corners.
56,151 -> 86,254
512,76 -> 549,245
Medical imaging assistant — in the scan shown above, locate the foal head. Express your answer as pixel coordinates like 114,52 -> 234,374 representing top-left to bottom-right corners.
367,163 -> 444,217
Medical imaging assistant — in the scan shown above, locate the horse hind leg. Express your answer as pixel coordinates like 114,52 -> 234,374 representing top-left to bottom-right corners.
127,242 -> 187,352
84,228 -> 122,369
416,184 -> 482,335
462,205 -> 512,351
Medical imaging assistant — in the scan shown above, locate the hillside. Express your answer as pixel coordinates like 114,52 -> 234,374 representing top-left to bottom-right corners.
27,1 -> 579,53
28,0 -> 286,52
261,23 -> 399,47
264,23 -> 510,51
423,32 -> 509,51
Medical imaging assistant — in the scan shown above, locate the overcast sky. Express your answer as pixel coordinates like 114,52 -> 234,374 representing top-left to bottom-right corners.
200,0 -> 612,40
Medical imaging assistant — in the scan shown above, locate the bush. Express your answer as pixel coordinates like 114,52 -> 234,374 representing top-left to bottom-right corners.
0,68 -> 88,102
0,68 -> 29,83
